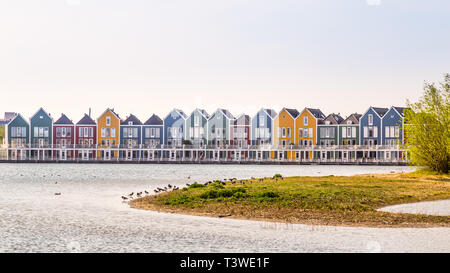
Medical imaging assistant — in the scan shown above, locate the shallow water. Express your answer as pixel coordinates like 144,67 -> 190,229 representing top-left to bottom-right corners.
379,200 -> 450,216
0,163 -> 448,253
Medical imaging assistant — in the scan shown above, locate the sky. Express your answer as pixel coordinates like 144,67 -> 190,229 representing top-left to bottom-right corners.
0,0 -> 449,121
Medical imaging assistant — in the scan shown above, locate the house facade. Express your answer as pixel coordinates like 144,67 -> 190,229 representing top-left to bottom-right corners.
164,109 -> 187,147
339,113 -> 361,146
75,113 -> 97,160
143,114 -> 164,147
53,114 -> 75,160
273,108 -> 299,159
382,106 -> 407,160
97,108 -> 121,159
360,107 -> 388,158
251,108 -> 276,146
296,108 -> 325,160
185,109 -> 209,146
207,109 -> 235,147
119,114 -> 142,160
5,113 -> 29,159
30,108 -> 53,159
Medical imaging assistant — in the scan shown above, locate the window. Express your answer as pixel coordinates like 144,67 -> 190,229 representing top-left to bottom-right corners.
304,116 -> 308,126
79,128 -> 83,137
342,127 -> 347,138
56,127 -> 61,137
304,128 -> 308,138
299,128 -> 303,138
111,128 -> 116,138
89,127 -> 93,137
101,128 -> 105,137
84,128 -> 89,137
106,116 -> 111,126
194,116 -> 200,126
287,128 -> 291,138
61,127 -> 66,137
282,128 -> 286,138
67,128 -> 71,137
368,114 -> 373,125
347,127 -> 352,138
309,128 -> 313,138
259,115 -> 265,126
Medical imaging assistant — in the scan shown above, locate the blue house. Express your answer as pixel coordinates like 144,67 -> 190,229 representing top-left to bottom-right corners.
360,106 -> 388,158
30,107 -> 53,159
143,114 -> 164,147
382,106 -> 407,160
119,114 -> 142,159
163,109 -> 187,147
251,108 -> 276,146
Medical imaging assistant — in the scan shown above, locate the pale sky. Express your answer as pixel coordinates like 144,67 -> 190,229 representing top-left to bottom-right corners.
0,0 -> 449,121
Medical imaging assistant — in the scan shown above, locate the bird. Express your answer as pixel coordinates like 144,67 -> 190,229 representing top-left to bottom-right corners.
186,183 -> 191,187
128,192 -> 134,197
55,182 -> 58,184
54,192 -> 61,196
144,190 -> 149,195
168,184 -> 172,188
121,196 -> 128,200
154,189 -> 159,193
187,175 -> 191,179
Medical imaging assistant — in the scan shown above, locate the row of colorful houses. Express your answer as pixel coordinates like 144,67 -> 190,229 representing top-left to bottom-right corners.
0,106 -> 407,160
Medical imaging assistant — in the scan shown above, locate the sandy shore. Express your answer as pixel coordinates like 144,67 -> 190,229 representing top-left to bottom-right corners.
379,200 -> 450,216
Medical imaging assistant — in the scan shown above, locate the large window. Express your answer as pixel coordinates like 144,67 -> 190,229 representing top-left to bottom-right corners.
385,126 -> 399,138
368,114 -> 373,125
34,127 -> 49,137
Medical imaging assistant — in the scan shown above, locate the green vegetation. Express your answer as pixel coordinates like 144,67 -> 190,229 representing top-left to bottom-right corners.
404,74 -> 449,173
130,171 -> 450,227
273,173 -> 283,179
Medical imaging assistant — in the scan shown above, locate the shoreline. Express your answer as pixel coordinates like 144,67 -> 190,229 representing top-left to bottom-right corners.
129,172 -> 450,228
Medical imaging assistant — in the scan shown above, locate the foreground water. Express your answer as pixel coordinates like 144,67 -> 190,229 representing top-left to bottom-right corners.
0,163 -> 448,253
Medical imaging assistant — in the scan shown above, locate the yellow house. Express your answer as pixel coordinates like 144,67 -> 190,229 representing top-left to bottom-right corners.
273,108 -> 299,159
295,108 -> 326,159
97,108 -> 121,159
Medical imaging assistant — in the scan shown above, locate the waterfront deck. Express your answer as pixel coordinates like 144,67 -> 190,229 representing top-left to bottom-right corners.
0,144 -> 408,165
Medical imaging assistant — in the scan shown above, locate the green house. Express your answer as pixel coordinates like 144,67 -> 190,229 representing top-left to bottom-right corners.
5,113 -> 29,159
317,113 -> 343,147
30,107 -> 53,159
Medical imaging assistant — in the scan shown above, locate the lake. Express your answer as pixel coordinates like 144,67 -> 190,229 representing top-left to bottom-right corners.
0,163 -> 448,253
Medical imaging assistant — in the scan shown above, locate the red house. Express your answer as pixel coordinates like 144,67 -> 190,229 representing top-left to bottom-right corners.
53,113 -> 75,160
75,113 -> 97,160
230,114 -> 251,159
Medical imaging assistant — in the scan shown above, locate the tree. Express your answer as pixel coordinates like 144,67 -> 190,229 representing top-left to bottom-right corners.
404,74 -> 449,173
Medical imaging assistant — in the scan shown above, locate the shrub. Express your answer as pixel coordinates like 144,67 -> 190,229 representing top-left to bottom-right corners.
259,191 -> 280,198
273,174 -> 283,179
200,187 -> 246,199
189,182 -> 205,189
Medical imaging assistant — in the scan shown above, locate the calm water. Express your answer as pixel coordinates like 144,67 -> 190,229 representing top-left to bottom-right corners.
0,163 -> 448,253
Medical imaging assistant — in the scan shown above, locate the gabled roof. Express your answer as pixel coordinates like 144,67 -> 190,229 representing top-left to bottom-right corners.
54,114 -> 73,125
391,106 -> 408,117
30,107 -> 53,121
77,114 -> 96,125
234,114 -> 250,125
305,108 -> 326,120
97,108 -> 121,121
121,114 -> 142,125
6,113 -> 28,126
144,114 -> 163,125
372,107 -> 389,117
340,113 -> 361,125
165,109 -> 187,120
218,108 -> 235,120
320,113 -> 343,125
191,109 -> 210,119
263,108 -> 277,119
277,108 -> 299,119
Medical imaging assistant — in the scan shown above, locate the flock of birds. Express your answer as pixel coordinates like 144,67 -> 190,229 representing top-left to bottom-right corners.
121,175 -> 284,202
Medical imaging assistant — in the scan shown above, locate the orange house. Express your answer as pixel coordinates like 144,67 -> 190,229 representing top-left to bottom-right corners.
295,108 -> 326,159
97,108 -> 121,159
273,108 -> 299,160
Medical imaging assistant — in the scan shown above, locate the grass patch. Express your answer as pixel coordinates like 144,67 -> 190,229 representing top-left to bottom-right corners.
130,171 -> 450,227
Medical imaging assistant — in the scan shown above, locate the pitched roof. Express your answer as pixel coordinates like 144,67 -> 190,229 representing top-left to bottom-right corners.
121,114 -> 142,125
144,114 -> 163,125
234,114 -> 250,125
283,108 -> 300,119
306,108 -> 326,119
219,108 -> 235,120
340,113 -> 361,125
263,109 -> 277,119
192,109 -> 210,119
392,106 -> 408,117
54,114 -> 73,125
77,114 -> 96,125
372,107 -> 389,117
321,113 -> 343,125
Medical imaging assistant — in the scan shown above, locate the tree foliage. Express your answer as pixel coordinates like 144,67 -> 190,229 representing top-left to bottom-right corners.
404,74 -> 449,173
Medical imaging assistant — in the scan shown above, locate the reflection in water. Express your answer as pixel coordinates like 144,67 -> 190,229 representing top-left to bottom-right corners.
0,163 -> 448,253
